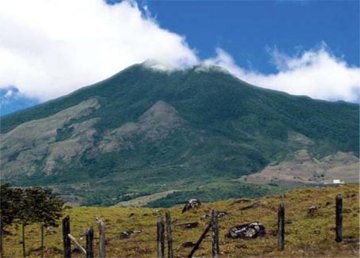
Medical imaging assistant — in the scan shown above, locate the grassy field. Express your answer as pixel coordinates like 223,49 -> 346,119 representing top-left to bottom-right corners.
3,184 -> 359,257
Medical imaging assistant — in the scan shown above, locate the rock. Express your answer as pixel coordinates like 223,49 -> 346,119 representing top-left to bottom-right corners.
182,199 -> 201,213
285,219 -> 293,225
134,247 -> 148,253
119,231 -> 132,239
345,193 -> 357,198
343,208 -> 352,213
177,222 -> 199,229
182,242 -> 196,248
231,199 -> 251,205
235,243 -> 248,249
314,229 -> 321,235
71,247 -> 83,254
307,206 -> 318,216
201,211 -> 228,220
226,222 -> 266,239
239,201 -> 262,211
119,229 -> 143,239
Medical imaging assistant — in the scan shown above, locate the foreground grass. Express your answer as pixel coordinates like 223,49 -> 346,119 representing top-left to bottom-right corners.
4,184 -> 359,257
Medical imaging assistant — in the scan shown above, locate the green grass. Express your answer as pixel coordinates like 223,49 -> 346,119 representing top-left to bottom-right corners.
3,184 -> 359,257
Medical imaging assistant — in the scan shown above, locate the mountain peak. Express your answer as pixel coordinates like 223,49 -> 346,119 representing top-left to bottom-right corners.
138,59 -> 232,76
141,59 -> 182,72
193,62 -> 231,74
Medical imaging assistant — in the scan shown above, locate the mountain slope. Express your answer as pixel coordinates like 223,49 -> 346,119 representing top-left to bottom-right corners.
1,64 -> 358,205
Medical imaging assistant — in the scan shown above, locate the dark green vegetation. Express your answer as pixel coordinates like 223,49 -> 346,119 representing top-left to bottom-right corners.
0,183 -> 63,231
0,184 -> 63,257
1,64 -> 358,206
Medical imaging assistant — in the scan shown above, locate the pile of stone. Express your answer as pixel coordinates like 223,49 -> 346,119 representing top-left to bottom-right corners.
226,222 -> 266,239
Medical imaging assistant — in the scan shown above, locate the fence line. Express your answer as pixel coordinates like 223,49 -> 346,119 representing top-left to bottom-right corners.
57,194 -> 347,257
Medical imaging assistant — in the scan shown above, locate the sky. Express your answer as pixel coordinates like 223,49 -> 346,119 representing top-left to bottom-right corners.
0,0 -> 359,115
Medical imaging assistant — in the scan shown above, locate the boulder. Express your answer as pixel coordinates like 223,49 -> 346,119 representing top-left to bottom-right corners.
182,199 -> 201,213
226,222 -> 266,239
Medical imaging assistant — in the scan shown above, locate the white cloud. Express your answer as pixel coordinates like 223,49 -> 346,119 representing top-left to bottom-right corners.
207,46 -> 360,102
0,0 -> 198,100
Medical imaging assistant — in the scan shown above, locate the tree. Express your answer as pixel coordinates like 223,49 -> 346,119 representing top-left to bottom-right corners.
0,184 -> 63,258
25,187 -> 63,258
19,187 -> 64,258
0,184 -> 22,258
0,184 -> 22,232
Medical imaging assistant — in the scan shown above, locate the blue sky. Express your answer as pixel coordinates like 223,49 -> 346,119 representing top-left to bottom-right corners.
145,0 -> 359,72
0,0 -> 359,115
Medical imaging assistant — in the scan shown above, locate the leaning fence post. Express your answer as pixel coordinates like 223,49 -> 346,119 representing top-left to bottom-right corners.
165,211 -> 173,258
278,202 -> 285,251
157,216 -> 165,258
96,218 -> 106,258
211,210 -> 219,258
86,227 -> 94,258
62,216 -> 71,258
188,221 -> 212,258
335,194 -> 343,242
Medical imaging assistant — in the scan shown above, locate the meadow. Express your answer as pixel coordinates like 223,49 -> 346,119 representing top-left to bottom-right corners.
3,184 -> 359,257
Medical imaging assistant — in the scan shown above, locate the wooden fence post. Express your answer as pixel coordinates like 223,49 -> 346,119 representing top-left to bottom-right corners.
96,218 -> 106,258
211,210 -> 219,258
165,211 -> 173,258
62,216 -> 71,258
86,227 -> 94,258
188,221 -> 212,258
0,217 -> 3,258
40,224 -> 44,258
157,216 -> 165,258
22,224 -> 26,258
336,194 -> 343,242
278,202 -> 285,251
